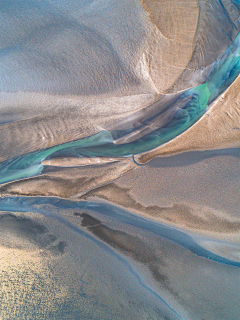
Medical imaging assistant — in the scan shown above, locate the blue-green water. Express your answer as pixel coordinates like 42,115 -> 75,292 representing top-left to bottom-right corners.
1,32 -> 240,185
1,2 -> 240,319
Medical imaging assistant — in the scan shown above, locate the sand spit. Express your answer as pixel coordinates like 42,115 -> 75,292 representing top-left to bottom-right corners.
136,74 -> 240,163
0,160 -> 135,199
42,156 -> 124,167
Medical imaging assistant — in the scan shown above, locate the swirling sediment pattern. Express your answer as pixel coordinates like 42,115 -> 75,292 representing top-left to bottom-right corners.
1,1 -> 240,319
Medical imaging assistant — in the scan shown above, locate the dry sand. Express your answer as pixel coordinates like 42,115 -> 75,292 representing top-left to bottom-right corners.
136,74 -> 240,163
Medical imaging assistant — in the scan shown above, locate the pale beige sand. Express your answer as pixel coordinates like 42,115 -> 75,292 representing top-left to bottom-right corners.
74,148 -> 240,243
142,0 -> 199,93
0,211 -> 71,319
136,74 -> 240,164
78,183 -> 240,235
0,93 -> 156,162
42,156 -> 124,167
0,160 -> 135,199
1,0 -> 239,163
1,1 -> 240,239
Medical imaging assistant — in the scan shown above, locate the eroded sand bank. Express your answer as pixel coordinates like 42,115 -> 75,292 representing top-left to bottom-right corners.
136,73 -> 240,163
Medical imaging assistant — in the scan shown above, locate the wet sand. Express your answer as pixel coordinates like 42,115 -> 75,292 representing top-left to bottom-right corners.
136,74 -> 240,163
1,1 -> 240,319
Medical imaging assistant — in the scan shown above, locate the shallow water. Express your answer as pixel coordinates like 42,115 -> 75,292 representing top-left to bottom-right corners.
1,1 -> 240,319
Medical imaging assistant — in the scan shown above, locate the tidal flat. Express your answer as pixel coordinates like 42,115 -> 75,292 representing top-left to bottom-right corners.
1,0 -> 240,319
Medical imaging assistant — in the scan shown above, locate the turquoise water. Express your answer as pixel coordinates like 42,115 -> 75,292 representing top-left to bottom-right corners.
1,3 -> 240,319
1,31 -> 240,184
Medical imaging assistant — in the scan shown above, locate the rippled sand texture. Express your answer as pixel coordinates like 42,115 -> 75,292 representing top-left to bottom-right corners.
1,0 -> 240,166
1,195 -> 240,320
136,72 -> 240,163
1,0 -> 240,319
